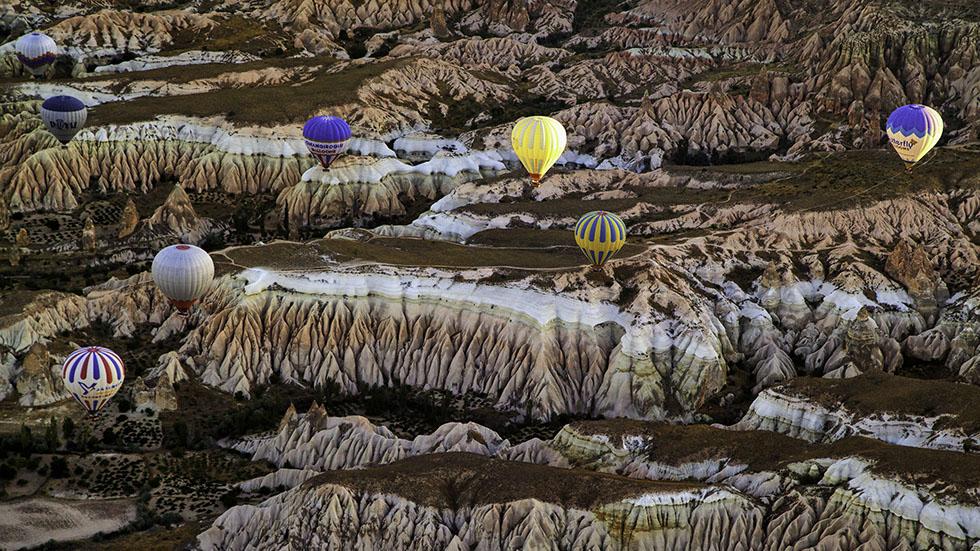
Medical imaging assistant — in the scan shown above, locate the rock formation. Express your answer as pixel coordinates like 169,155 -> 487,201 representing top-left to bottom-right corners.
14,228 -> 28,247
842,307 -> 884,373
430,1 -> 449,38
81,217 -> 97,252
117,198 -> 139,238
131,373 -> 178,411
734,376 -> 980,452
885,238 -> 946,323
148,185 -> 200,236
0,194 -> 9,231
199,453 -> 765,550
14,343 -> 65,406
215,411 -> 980,549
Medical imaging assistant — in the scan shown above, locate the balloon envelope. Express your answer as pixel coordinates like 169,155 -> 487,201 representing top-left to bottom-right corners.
41,95 -> 87,145
151,244 -> 215,312
886,104 -> 943,169
511,116 -> 566,185
574,211 -> 627,267
303,116 -> 351,169
15,32 -> 58,77
62,346 -> 125,415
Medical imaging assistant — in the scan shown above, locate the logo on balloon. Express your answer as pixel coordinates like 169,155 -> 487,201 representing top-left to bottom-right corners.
48,119 -> 77,130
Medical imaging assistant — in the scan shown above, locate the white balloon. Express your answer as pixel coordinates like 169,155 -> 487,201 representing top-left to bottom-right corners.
15,32 -> 58,78
152,244 -> 215,312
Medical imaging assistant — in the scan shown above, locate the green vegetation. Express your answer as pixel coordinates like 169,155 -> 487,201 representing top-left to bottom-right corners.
573,0 -> 630,32
81,57 -> 317,92
731,148 -> 980,211
309,453 -> 699,509
87,58 -> 408,126
569,420 -> 980,501
225,234 -> 643,271
785,372 -> 980,434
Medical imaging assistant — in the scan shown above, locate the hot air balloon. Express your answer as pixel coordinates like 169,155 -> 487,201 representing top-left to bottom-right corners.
152,244 -> 215,314
303,116 -> 351,170
574,211 -> 627,269
886,104 -> 943,172
61,346 -> 125,415
15,31 -> 58,78
41,95 -> 87,146
511,116 -> 566,185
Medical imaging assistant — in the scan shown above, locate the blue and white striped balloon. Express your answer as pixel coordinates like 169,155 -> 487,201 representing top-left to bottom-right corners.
41,95 -> 87,145
152,244 -> 215,313
15,31 -> 58,78
61,346 -> 126,415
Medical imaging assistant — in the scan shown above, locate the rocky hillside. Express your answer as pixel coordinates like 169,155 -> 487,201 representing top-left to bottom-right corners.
1,0 -> 980,549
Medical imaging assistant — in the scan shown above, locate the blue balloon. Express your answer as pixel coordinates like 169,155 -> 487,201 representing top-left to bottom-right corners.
303,116 -> 352,169
41,95 -> 86,112
41,95 -> 87,145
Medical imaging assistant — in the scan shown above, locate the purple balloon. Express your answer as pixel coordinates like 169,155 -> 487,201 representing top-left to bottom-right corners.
303,116 -> 351,169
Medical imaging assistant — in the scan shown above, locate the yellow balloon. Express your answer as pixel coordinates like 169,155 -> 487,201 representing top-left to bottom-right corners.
574,211 -> 627,268
511,116 -> 566,185
886,104 -> 943,171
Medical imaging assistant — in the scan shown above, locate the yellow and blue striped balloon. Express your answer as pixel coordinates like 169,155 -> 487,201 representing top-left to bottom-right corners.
886,104 -> 943,171
574,211 -> 627,268
511,116 -> 566,185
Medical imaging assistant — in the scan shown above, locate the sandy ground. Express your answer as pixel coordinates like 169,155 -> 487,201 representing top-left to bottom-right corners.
0,497 -> 136,550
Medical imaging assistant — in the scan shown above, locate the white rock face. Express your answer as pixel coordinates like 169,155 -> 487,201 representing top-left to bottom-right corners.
198,454 -> 765,551
734,387 -> 980,452
244,409 -> 511,471
0,292 -> 88,354
93,50 -> 260,73
175,264 -> 735,419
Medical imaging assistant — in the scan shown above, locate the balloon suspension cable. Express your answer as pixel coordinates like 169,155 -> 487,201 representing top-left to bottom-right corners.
905,149 -> 939,174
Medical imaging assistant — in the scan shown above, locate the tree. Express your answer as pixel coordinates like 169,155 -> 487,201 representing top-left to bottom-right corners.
17,426 -> 34,455
50,457 -> 69,478
43,419 -> 59,452
62,417 -> 75,440
171,420 -> 189,449
219,488 -> 240,509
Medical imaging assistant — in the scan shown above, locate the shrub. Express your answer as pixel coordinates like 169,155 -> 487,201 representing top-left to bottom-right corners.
50,457 -> 69,478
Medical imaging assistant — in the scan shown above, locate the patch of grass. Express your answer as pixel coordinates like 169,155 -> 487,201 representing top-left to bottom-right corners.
0,290 -> 49,319
460,185 -> 730,219
38,521 -> 205,550
568,421 -> 980,501
573,0 -> 630,32
732,148 -> 980,212
81,57 -> 320,92
783,372 -> 980,434
307,452 -> 701,509
224,235 -> 644,271
88,58 -> 409,126
168,14 -> 294,56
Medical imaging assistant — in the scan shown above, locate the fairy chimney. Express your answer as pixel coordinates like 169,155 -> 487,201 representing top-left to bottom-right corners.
15,228 -> 29,247
81,217 -> 97,252
118,198 -> 139,238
